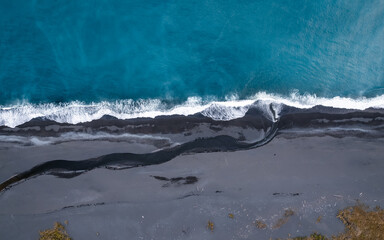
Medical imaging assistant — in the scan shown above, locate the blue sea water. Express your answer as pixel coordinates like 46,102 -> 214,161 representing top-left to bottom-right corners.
1,0 -> 384,104
0,1 -> 384,127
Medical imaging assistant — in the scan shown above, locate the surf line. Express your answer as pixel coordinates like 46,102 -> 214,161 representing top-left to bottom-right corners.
0,120 -> 279,192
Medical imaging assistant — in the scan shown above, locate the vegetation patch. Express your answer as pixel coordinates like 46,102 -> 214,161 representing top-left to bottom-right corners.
207,220 -> 214,232
333,204 -> 384,240
287,232 -> 328,240
273,209 -> 295,229
255,220 -> 267,229
39,222 -> 71,240
284,204 -> 384,240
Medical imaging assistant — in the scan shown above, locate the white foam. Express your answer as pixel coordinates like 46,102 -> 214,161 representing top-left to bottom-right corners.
251,92 -> 384,110
0,92 -> 383,128
0,132 -> 172,146
200,103 -> 250,121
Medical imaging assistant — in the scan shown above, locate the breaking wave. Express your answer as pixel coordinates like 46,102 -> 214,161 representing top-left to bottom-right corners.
1,92 -> 384,128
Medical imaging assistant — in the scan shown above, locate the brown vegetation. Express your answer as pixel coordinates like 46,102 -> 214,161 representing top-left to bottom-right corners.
273,209 -> 295,229
39,222 -> 71,240
286,204 -> 384,240
255,220 -> 267,229
333,204 -> 384,240
207,220 -> 214,231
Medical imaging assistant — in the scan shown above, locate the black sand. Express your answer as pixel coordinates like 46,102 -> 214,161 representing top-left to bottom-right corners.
0,135 -> 384,239
0,105 -> 384,239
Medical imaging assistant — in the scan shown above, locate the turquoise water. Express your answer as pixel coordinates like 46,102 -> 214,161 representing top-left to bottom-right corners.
1,0 -> 383,106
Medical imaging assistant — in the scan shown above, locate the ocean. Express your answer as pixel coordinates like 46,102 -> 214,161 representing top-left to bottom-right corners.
1,0 -> 384,128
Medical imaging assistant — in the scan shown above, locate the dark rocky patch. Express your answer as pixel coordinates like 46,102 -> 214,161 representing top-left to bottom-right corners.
151,175 -> 198,187
62,202 -> 105,210
273,192 -> 301,197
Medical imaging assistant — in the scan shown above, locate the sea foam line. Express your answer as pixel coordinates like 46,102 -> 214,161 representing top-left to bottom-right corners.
1,92 -> 384,128
0,132 -> 172,146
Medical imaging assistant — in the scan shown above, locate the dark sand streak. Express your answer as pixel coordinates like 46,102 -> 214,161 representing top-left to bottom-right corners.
0,120 -> 279,192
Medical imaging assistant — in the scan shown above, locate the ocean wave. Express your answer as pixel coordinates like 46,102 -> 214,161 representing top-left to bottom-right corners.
1,92 -> 384,128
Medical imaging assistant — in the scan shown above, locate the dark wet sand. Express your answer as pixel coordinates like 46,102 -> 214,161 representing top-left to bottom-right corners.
1,135 -> 383,239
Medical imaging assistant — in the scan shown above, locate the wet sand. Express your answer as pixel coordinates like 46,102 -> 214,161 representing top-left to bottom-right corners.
1,135 -> 383,239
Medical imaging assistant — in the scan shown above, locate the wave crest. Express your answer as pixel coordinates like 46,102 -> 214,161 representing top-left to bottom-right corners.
1,92 -> 384,128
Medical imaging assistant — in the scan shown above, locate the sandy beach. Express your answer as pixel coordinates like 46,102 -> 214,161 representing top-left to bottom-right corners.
1,134 -> 383,239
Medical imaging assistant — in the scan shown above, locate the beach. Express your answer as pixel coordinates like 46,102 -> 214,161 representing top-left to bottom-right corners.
1,132 -> 383,239
1,1 -> 384,239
